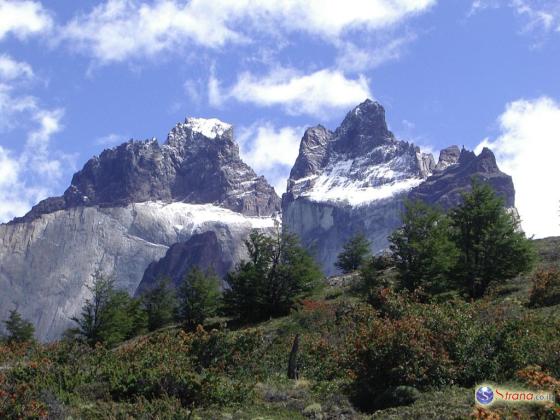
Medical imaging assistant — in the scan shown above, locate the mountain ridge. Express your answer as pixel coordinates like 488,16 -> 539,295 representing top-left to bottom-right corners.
0,99 -> 516,339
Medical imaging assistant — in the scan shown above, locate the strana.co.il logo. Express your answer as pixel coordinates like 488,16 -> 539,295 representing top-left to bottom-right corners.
475,384 -> 555,406
475,386 -> 494,405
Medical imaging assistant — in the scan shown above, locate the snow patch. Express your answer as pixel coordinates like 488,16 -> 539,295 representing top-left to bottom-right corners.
305,177 -> 423,206
185,117 -> 232,139
133,201 -> 276,231
298,150 -> 425,206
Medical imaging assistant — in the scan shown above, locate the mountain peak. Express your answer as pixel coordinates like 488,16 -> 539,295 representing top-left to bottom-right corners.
184,117 -> 232,139
352,98 -> 384,115
333,98 -> 392,156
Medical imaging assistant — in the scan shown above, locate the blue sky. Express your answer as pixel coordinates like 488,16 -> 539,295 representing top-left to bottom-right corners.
0,0 -> 559,237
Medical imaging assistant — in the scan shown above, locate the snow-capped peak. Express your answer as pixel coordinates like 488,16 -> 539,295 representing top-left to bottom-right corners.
185,117 -> 232,139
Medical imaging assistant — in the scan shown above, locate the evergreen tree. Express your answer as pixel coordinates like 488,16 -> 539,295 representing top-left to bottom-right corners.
71,273 -> 147,347
389,200 -> 459,294
359,256 -> 385,296
224,230 -> 322,322
335,233 -> 371,273
71,274 -> 114,346
177,267 -> 221,329
142,278 -> 177,331
450,179 -> 536,298
3,309 -> 35,343
99,290 -> 147,345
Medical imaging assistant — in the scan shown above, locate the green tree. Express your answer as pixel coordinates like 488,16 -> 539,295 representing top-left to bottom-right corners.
359,257 -> 385,295
389,200 -> 459,294
450,179 -> 536,298
224,230 -> 323,322
3,309 -> 35,343
100,290 -> 148,345
177,267 -> 221,329
71,273 -> 147,347
335,233 -> 371,273
70,274 -> 113,346
142,278 -> 177,331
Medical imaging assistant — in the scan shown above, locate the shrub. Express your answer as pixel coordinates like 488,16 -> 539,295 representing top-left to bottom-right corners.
529,268 -> 560,308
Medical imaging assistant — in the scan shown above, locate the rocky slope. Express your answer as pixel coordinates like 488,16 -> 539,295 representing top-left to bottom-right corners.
0,118 -> 279,341
283,100 -> 514,275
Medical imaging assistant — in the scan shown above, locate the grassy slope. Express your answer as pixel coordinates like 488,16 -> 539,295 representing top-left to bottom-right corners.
1,237 -> 559,419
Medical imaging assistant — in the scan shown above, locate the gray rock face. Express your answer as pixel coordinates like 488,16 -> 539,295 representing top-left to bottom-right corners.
0,117 -> 280,341
0,202 -> 275,341
12,118 -> 280,224
435,145 -> 461,171
283,100 -> 515,275
136,230 -> 234,295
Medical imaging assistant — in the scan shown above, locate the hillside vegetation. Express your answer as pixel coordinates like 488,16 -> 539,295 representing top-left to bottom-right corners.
1,236 -> 559,419
2,186 -> 560,419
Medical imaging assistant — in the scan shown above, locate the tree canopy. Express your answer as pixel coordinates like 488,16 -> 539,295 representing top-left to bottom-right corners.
177,267 -> 221,329
3,309 -> 35,343
224,230 -> 322,322
335,233 -> 371,273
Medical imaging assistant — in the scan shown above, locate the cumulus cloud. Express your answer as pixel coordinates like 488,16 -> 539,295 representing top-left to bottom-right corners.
219,68 -> 371,117
0,0 -> 53,40
59,0 -> 436,63
0,105 -> 66,222
476,96 -> 560,238
0,59 -> 68,222
237,122 -> 304,194
0,108 -> 65,222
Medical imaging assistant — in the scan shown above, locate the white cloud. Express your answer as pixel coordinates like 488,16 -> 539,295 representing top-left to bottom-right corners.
0,55 -> 34,81
59,0 -> 242,63
222,68 -> 371,117
476,96 -> 560,238
511,0 -> 559,32
0,0 -> 53,40
470,0 -> 560,33
60,0 -> 436,62
22,109 -> 65,182
207,69 -> 223,108
0,60 -> 68,222
336,33 -> 418,72
237,122 -> 304,194
0,84 -> 36,131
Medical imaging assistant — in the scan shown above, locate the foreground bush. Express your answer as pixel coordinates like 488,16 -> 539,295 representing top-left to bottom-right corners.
529,268 -> 560,308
